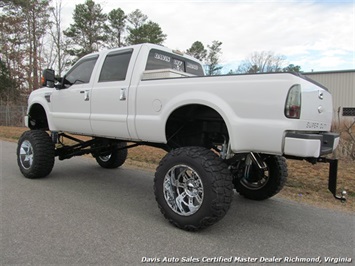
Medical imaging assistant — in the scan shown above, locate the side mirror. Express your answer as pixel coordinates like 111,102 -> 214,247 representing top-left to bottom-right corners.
41,69 -> 55,88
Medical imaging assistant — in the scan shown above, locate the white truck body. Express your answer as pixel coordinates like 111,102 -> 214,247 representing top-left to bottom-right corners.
26,43 -> 337,159
19,43 -> 344,231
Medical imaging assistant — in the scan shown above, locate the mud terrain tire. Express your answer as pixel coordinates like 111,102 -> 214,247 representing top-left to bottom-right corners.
154,146 -> 234,231
95,142 -> 127,169
234,155 -> 287,200
17,130 -> 55,179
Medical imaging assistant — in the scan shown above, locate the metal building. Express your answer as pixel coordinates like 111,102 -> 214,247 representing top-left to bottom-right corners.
304,70 -> 355,116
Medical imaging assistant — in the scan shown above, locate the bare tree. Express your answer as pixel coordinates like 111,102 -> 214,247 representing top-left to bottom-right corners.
237,51 -> 286,73
0,0 -> 51,93
0,4 -> 27,91
23,0 -> 52,91
48,0 -> 69,76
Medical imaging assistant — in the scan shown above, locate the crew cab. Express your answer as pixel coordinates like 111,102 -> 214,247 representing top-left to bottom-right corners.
17,43 -> 345,231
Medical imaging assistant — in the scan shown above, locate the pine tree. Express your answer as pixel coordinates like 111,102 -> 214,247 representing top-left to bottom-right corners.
64,0 -> 108,60
107,8 -> 127,48
126,9 -> 166,45
186,41 -> 207,61
206,40 -> 223,75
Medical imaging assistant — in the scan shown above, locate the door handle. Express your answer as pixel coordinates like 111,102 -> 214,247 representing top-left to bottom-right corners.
120,88 -> 126,101
80,90 -> 89,101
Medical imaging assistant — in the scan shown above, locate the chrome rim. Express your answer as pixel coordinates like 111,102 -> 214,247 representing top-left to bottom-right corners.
19,140 -> 34,170
163,165 -> 204,216
99,154 -> 111,162
241,164 -> 269,190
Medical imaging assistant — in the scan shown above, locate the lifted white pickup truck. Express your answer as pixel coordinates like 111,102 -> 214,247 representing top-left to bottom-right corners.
17,43 -> 345,230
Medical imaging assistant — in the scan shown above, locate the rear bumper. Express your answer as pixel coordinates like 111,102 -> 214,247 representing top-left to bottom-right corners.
283,132 -> 345,202
283,132 -> 339,158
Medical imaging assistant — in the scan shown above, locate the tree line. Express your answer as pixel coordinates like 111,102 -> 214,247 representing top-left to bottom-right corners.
0,0 -> 301,104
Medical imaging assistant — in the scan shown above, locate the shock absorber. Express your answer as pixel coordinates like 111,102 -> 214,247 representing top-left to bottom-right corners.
51,131 -> 59,144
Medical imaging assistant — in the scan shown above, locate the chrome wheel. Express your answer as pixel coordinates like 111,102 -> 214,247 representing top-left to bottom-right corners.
240,165 -> 269,190
19,140 -> 34,170
234,155 -> 288,200
99,154 -> 111,162
94,142 -> 127,169
163,164 -> 204,216
240,154 -> 269,190
154,147 -> 234,230
17,130 -> 55,179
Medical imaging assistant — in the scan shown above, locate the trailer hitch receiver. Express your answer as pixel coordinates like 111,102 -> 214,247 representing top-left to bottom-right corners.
317,158 -> 347,202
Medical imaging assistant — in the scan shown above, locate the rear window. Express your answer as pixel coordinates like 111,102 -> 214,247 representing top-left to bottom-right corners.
145,49 -> 204,76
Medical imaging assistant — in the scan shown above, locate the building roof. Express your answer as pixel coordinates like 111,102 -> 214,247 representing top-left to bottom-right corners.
303,69 -> 355,75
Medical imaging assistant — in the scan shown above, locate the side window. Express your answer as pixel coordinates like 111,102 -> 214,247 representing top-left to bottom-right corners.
145,49 -> 204,76
65,56 -> 98,85
99,51 -> 132,82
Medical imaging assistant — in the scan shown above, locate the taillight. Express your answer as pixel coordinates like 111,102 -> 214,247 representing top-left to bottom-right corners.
285,84 -> 301,119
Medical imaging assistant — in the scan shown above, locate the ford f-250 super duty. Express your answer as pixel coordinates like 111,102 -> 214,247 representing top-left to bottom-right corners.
17,43 -> 346,230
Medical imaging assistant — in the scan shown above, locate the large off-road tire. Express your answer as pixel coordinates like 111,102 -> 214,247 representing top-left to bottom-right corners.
154,146 -> 234,231
234,155 -> 287,200
95,142 -> 127,169
17,130 -> 55,179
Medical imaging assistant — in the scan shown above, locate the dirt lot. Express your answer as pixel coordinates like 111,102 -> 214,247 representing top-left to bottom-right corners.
1,126 -> 353,212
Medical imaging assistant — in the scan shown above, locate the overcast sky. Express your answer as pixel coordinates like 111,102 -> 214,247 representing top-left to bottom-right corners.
61,0 -> 354,73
